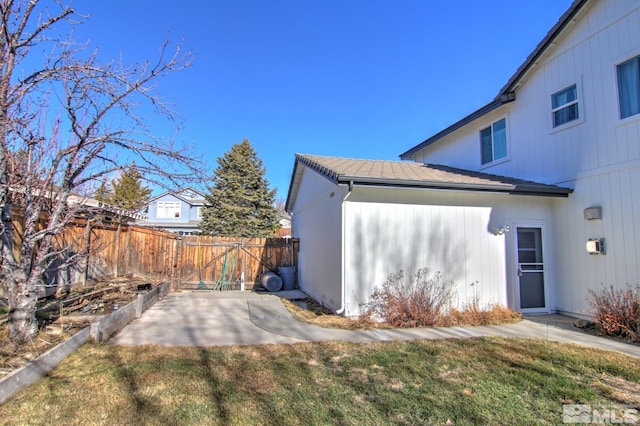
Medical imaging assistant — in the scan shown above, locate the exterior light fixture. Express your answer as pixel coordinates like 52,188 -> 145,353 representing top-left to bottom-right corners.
496,225 -> 510,235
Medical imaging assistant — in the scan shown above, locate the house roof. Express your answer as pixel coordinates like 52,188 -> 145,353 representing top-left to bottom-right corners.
399,0 -> 590,159
286,154 -> 572,210
147,187 -> 207,206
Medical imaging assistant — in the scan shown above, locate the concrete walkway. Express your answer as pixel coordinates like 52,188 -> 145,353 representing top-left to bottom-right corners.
109,290 -> 640,358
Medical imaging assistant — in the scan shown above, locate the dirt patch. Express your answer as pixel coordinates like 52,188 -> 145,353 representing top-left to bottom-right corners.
593,375 -> 640,407
0,277 -> 152,379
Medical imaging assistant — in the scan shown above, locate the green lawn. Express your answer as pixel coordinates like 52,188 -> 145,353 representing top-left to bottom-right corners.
1,337 -> 639,425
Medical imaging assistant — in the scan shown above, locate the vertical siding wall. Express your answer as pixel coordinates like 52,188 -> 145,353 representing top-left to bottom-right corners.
553,170 -> 640,316
412,1 -> 640,183
290,168 -> 345,312
409,0 -> 640,317
510,0 -> 640,315
342,187 -> 556,316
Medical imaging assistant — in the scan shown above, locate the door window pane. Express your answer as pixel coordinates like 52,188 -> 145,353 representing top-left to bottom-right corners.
517,228 -> 543,264
520,272 -> 545,309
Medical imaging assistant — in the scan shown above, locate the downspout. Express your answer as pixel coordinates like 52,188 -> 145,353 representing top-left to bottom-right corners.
335,180 -> 354,315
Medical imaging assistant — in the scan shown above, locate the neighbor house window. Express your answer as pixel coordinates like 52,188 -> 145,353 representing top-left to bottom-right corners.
551,84 -> 579,127
480,118 -> 507,165
157,201 -> 181,218
617,55 -> 640,119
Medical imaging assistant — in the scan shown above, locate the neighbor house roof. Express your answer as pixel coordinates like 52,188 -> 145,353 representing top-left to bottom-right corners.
147,187 -> 207,206
286,154 -> 572,210
399,0 -> 590,159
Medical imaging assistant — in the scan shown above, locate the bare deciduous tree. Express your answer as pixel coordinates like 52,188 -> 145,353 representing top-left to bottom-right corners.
0,0 -> 203,344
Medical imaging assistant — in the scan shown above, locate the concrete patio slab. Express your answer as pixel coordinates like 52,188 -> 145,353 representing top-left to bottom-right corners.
108,291 -> 304,346
109,290 -> 640,359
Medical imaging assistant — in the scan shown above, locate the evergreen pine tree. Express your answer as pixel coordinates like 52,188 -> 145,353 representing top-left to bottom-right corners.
94,179 -> 113,204
200,139 -> 279,237
108,165 -> 152,211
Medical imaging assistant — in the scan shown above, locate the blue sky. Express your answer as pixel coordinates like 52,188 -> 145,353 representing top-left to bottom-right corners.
71,0 -> 573,199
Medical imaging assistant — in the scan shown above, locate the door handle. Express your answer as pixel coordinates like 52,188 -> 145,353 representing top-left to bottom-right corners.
517,266 -> 523,277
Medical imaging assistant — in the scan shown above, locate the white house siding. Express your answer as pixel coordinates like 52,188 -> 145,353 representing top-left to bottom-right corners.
290,166 -> 347,312
341,187 -> 557,317
552,168 -> 640,317
410,1 -> 640,184
407,0 -> 640,318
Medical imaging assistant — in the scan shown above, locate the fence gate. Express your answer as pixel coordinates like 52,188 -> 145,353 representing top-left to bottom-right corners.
177,236 -> 299,290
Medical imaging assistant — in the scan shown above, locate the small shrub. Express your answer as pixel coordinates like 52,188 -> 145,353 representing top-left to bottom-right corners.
587,285 -> 640,342
362,270 -> 521,328
362,268 -> 455,328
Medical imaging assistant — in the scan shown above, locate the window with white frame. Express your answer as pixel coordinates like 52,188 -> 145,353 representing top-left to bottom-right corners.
551,84 -> 579,127
157,201 -> 181,218
617,55 -> 640,119
480,118 -> 507,165
196,206 -> 203,219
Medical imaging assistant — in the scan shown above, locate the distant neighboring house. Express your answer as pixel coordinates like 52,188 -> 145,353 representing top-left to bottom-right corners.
276,212 -> 292,238
138,188 -> 206,235
286,0 -> 640,319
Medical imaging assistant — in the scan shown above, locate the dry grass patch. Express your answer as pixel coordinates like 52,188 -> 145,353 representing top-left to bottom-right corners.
1,338 -> 639,425
283,293 -> 521,331
282,297 -> 378,329
443,303 -> 522,326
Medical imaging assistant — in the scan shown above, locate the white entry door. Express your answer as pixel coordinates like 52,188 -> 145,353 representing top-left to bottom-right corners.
516,227 -> 546,311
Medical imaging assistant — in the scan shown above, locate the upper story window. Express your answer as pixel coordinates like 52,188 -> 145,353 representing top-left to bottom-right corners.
551,84 -> 579,127
157,201 -> 181,218
480,118 -> 507,165
617,55 -> 640,119
196,206 -> 203,219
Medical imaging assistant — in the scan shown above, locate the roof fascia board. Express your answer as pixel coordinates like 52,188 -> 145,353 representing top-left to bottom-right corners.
337,177 -> 572,198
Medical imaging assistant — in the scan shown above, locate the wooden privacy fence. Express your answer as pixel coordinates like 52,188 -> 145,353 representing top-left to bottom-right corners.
7,213 -> 298,295
39,220 -> 182,294
62,221 -> 182,285
178,236 -> 299,290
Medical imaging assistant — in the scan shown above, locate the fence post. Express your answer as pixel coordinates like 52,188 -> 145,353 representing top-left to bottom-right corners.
114,223 -> 122,278
135,293 -> 143,318
82,219 -> 92,288
90,321 -> 102,343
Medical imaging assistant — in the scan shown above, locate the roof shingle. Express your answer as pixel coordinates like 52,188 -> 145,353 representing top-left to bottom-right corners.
295,154 -> 572,195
